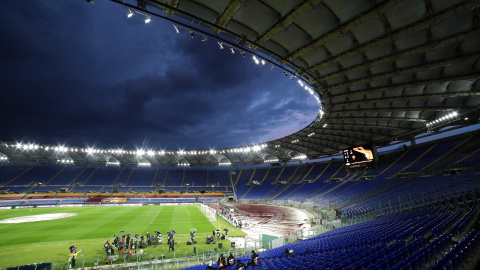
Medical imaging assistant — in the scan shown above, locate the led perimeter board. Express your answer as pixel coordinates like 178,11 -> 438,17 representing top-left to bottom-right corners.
343,144 -> 377,168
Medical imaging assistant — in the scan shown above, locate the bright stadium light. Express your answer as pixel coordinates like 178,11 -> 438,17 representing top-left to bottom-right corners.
136,149 -> 145,156
138,162 -> 151,167
219,161 -> 231,166
147,150 -> 155,156
264,158 -> 279,163
107,161 -> 120,166
426,111 -> 460,130
127,9 -> 134,18
145,16 -> 151,23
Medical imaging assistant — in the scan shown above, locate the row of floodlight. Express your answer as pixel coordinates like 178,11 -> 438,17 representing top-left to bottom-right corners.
219,162 -> 231,166
127,8 -> 151,23
58,159 -> 74,164
138,162 -> 151,167
0,156 -> 8,161
10,142 -> 314,163
292,155 -> 307,160
124,7 -> 325,120
11,143 -> 269,156
426,111 -> 459,130
178,162 -> 190,167
297,80 -> 325,117
264,158 -> 279,163
251,56 -> 325,118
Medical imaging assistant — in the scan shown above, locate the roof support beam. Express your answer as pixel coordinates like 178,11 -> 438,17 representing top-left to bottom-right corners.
319,30 -> 479,82
163,0 -> 179,15
277,135 -> 348,151
305,134 -> 365,146
328,115 -> 427,122
212,0 -> 246,34
329,52 -> 480,91
332,107 -> 460,113
288,0 -> 405,60
308,0 -> 480,74
330,74 -> 480,99
326,122 -> 412,130
251,0 -> 324,49
328,91 -> 480,108
315,128 -> 390,138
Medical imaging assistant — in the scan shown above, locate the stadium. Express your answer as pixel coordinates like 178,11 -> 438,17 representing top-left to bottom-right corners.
1,0 -> 480,270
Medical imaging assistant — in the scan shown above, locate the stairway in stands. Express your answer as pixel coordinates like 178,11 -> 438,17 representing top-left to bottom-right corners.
269,164 -> 309,200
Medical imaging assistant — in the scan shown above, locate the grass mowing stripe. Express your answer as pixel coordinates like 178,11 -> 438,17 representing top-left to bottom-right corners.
0,205 -> 246,269
149,206 -> 163,224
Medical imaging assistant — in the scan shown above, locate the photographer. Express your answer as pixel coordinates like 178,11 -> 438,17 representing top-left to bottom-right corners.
68,248 -> 82,268
168,238 -> 175,252
146,232 -> 151,246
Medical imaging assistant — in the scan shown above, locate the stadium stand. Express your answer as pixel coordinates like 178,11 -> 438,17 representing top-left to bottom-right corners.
128,167 -> 156,186
1,133 -> 480,269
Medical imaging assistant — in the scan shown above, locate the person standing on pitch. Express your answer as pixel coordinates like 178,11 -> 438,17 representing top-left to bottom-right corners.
168,238 -> 175,252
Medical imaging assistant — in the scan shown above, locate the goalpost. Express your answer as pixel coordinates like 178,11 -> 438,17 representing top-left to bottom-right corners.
201,204 -> 217,221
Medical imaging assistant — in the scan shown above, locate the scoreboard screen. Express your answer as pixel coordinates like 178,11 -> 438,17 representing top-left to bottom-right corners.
343,145 -> 376,167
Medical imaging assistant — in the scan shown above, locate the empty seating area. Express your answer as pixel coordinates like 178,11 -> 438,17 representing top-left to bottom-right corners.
184,195 -> 480,270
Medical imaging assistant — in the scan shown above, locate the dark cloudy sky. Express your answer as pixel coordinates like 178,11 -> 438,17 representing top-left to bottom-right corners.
0,0 -> 318,150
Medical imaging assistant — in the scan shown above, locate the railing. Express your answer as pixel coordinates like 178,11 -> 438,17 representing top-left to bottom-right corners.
59,247 -> 254,270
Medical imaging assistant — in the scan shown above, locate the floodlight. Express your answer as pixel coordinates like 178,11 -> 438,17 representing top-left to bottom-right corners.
217,42 -> 224,49
145,16 -> 151,23
202,36 -> 207,42
189,31 -> 195,38
128,9 -> 134,18
230,46 -> 235,54
283,72 -> 288,76
173,24 -> 179,33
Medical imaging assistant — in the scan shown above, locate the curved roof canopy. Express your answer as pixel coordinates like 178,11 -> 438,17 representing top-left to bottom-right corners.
1,0 -> 479,166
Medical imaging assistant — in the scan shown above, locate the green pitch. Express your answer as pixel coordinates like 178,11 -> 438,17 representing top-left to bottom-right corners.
0,205 -> 245,269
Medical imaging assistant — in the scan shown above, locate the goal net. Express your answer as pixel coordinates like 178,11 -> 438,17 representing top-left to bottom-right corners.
201,204 -> 217,221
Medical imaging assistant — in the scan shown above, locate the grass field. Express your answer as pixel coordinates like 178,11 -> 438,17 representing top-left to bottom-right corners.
0,205 -> 246,269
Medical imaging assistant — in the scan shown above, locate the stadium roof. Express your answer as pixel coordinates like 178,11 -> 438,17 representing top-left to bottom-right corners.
1,0 -> 479,167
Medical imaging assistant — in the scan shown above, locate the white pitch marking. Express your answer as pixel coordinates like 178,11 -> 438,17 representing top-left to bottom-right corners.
149,207 -> 163,224
187,209 -> 190,216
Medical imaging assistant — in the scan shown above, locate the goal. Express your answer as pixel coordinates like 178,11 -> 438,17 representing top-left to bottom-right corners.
201,204 -> 217,221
